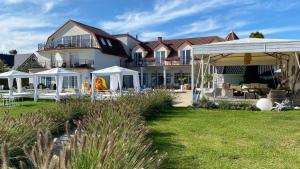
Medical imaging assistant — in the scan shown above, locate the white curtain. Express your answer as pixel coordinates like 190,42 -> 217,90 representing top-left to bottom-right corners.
133,73 -> 140,92
16,78 -> 22,93
7,77 -> 13,98
55,75 -> 60,101
58,76 -> 64,93
77,74 -> 82,96
110,74 -> 119,91
118,74 -> 123,93
91,74 -> 96,101
33,76 -> 38,102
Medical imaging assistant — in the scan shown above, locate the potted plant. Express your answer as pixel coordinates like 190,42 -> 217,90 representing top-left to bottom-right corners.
178,76 -> 187,91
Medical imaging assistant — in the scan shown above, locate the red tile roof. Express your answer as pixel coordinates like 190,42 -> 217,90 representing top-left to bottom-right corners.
134,36 -> 224,61
225,31 -> 239,41
46,20 -> 128,58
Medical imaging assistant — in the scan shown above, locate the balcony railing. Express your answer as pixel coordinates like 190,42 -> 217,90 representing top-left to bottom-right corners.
70,59 -> 94,69
38,35 -> 97,51
31,59 -> 94,69
123,59 -> 191,67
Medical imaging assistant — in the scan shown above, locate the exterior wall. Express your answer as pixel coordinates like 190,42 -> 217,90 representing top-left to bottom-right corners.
34,48 -> 121,89
132,47 -> 146,58
57,23 -> 89,37
154,45 -> 169,58
48,23 -> 98,48
178,43 -> 192,52
115,36 -> 140,56
93,50 -> 121,70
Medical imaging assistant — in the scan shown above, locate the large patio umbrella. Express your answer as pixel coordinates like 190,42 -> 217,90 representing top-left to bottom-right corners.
34,68 -> 81,101
0,70 -> 33,99
91,66 -> 140,101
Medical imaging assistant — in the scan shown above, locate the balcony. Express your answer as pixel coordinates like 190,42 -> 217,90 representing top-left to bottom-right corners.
70,59 -> 94,69
31,59 -> 94,69
38,35 -> 97,51
123,59 -> 191,67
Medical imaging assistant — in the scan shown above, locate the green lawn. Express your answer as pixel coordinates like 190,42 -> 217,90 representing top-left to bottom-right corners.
148,108 -> 300,169
0,99 -> 56,117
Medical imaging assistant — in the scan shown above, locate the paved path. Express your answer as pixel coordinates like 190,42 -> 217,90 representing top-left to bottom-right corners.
173,90 -> 192,107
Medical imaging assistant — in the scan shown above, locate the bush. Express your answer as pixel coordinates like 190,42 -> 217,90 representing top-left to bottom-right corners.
195,98 -> 259,111
196,97 -> 218,109
0,91 -> 173,168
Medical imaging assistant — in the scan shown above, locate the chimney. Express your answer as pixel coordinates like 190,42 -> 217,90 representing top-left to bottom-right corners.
135,34 -> 138,40
157,37 -> 162,42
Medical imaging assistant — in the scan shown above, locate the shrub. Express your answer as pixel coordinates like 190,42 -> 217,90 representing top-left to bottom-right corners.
0,91 -> 173,168
195,98 -> 259,111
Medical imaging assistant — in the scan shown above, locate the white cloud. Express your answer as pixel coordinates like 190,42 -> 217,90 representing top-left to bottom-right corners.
0,0 -> 66,53
100,0 -> 249,33
139,31 -> 167,41
171,18 -> 221,37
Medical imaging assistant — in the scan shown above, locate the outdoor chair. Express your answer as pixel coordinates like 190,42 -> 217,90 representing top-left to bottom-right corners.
268,90 -> 287,103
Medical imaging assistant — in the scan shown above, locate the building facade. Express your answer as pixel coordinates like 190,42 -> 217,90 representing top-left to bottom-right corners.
31,20 -> 224,89
117,35 -> 224,88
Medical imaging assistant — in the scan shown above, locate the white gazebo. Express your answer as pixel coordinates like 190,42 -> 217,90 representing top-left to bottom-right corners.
91,66 -> 140,101
0,70 -> 33,99
34,68 -> 81,101
192,38 -> 300,103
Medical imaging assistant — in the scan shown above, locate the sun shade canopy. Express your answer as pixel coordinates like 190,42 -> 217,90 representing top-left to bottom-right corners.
0,70 -> 33,78
35,68 -> 78,76
193,38 -> 300,55
91,66 -> 139,76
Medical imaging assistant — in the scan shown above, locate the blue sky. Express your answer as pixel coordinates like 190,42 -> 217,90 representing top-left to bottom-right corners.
1,0 -> 300,53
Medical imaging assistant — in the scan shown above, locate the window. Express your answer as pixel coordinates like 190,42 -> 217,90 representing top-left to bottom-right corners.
156,51 -> 166,64
63,36 -> 71,45
151,73 -> 164,87
71,36 -> 77,47
180,50 -> 191,64
70,53 -> 80,65
106,39 -> 112,47
81,34 -> 91,47
53,38 -> 62,48
174,73 -> 191,84
133,52 -> 143,66
139,73 -> 148,87
63,76 -> 78,88
100,37 -> 106,45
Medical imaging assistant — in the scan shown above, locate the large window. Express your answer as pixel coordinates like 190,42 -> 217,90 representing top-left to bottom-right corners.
81,34 -> 91,47
63,36 -> 71,45
151,73 -> 164,87
180,50 -> 191,64
139,73 -> 148,87
174,73 -> 191,84
133,52 -> 143,66
156,51 -> 166,65
70,53 -> 80,64
63,76 -> 78,88
53,38 -> 62,48
100,37 -> 106,45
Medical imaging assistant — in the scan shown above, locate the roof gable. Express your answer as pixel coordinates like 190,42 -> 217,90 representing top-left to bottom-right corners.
45,20 -> 128,58
135,36 -> 224,60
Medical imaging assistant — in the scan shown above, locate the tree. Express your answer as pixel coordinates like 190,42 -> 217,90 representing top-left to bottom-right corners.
9,49 -> 17,55
0,60 -> 9,73
249,31 -> 264,38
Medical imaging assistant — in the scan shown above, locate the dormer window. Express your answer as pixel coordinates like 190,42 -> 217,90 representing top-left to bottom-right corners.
156,51 -> 166,65
100,37 -> 106,45
133,52 -> 143,66
180,50 -> 191,64
106,39 -> 112,47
